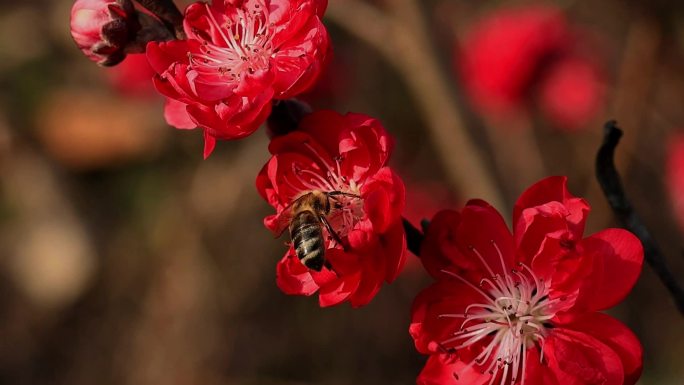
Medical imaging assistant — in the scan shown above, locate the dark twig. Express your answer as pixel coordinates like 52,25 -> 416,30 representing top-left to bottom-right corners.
597,120 -> 684,315
135,0 -> 185,39
266,99 -> 313,138
403,218 -> 424,257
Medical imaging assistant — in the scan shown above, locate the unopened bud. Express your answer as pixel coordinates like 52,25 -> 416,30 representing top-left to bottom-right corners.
70,0 -> 139,66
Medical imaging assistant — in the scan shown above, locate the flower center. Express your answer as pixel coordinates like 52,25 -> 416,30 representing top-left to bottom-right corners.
438,241 -> 565,385
189,2 -> 273,82
285,142 -> 364,240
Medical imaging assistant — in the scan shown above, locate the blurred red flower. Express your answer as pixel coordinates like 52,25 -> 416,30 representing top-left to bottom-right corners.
458,6 -> 605,131
105,53 -> 157,98
147,0 -> 330,158
666,133 -> 684,233
70,0 -> 139,66
256,111 -> 407,307
410,176 -> 643,384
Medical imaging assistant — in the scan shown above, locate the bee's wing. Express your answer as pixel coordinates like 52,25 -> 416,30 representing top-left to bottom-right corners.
270,209 -> 293,238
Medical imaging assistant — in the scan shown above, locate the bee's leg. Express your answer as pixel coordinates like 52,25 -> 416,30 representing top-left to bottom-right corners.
328,191 -> 362,199
327,193 -> 359,212
326,194 -> 343,209
319,215 -> 347,251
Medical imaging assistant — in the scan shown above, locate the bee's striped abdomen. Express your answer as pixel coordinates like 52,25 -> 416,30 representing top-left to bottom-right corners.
290,210 -> 325,271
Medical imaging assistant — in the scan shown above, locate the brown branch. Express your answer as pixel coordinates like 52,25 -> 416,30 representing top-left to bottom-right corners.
327,0 -> 505,211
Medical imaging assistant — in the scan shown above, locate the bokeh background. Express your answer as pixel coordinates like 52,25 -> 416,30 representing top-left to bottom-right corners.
1,0 -> 684,383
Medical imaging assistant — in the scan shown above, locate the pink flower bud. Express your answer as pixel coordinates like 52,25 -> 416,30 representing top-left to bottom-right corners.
70,0 -> 139,66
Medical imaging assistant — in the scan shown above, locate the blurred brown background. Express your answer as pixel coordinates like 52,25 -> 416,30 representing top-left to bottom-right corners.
1,0 -> 684,384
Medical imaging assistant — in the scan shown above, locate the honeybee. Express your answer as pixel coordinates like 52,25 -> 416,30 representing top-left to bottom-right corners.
276,190 -> 361,271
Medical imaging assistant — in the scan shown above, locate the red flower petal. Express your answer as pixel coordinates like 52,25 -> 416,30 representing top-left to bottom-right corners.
338,115 -> 393,180
361,167 -> 405,233
163,98 -> 196,129
203,131 -> 217,159
451,201 -> 515,282
234,68 -> 276,97
348,270 -> 382,308
409,280 -> 482,354
379,220 -> 407,282
275,251 -> 319,296
513,176 -> 590,271
560,312 -> 643,385
417,354 -> 491,385
255,159 -> 281,212
527,233 -> 585,310
545,328 -> 625,385
324,248 -> 360,275
297,110 -> 347,155
524,348 -> 560,385
317,270 -> 361,307
270,0 -> 326,46
513,176 -> 589,243
419,210 -> 464,280
272,17 -> 330,98
263,140 -> 332,205
572,229 -> 643,312
146,40 -> 188,75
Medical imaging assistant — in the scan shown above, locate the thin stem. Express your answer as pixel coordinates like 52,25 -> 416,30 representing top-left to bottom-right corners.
596,120 -> 684,316
402,218 -> 423,257
135,0 -> 185,39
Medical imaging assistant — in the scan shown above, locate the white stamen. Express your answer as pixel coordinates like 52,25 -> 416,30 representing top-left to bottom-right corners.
189,2 -> 273,82
284,143 -> 364,242
439,241 -> 558,384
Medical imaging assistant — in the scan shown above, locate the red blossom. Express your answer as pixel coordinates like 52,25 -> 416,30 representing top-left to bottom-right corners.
256,110 -> 407,307
411,176 -> 643,385
147,0 -> 330,158
70,0 -> 139,66
458,5 -> 605,131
